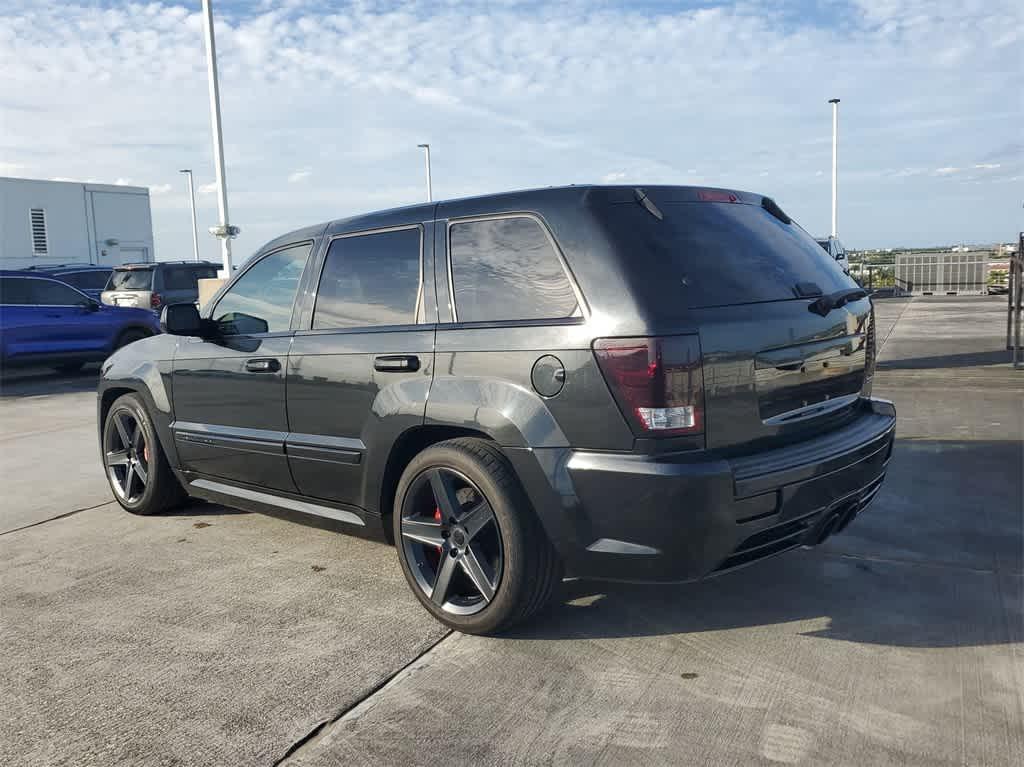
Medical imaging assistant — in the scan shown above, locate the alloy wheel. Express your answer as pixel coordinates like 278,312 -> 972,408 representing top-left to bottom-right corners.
105,409 -> 150,503
400,467 -> 504,616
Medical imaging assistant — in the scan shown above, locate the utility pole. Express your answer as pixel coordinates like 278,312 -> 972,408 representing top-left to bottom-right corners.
829,98 -> 840,239
201,0 -> 238,276
417,143 -> 433,202
179,169 -> 200,262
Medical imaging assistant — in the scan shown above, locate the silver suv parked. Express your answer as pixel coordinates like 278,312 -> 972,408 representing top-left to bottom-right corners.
101,261 -> 218,313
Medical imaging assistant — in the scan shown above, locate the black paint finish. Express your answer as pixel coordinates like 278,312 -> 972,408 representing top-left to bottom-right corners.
97,184 -> 895,583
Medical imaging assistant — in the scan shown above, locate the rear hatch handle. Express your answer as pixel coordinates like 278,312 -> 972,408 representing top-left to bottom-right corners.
808,288 -> 868,317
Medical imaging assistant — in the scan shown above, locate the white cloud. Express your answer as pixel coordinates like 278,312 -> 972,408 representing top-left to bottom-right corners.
197,182 -> 219,196
149,183 -> 173,195
113,177 -> 133,186
934,167 -> 961,175
601,171 -> 627,183
1,0 -> 1021,253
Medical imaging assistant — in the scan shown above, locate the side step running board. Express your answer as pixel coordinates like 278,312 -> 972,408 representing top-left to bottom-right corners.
189,478 -> 365,526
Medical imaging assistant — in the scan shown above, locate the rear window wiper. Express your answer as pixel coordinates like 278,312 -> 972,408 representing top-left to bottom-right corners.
808,287 -> 868,316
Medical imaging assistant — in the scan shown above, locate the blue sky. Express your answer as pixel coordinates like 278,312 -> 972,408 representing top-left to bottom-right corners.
1,0 -> 1021,261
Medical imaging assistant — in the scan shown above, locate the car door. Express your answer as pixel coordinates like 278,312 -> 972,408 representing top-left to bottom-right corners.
286,219 -> 435,513
0,277 -> 51,363
26,277 -> 108,355
170,242 -> 313,492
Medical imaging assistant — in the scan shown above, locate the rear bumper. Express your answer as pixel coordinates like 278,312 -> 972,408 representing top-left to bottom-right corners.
511,397 -> 895,582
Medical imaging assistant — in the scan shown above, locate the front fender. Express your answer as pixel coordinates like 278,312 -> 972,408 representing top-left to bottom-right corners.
424,376 -> 568,448
97,334 -> 178,468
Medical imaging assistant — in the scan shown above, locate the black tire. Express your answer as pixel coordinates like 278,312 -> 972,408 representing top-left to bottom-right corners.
55,362 -> 85,374
393,438 -> 562,635
102,393 -> 185,515
115,328 -> 150,350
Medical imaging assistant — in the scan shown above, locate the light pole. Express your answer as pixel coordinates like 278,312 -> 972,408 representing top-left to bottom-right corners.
201,0 -> 238,276
179,169 -> 200,262
829,98 -> 840,239
417,143 -> 433,202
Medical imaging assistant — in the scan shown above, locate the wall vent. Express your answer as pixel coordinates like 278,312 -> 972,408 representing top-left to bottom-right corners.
30,208 -> 48,256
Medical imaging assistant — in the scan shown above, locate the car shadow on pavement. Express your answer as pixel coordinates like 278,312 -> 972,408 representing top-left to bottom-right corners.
512,552 -> 1021,649
0,366 -> 100,397
877,349 -> 1012,370
161,500 -> 250,517
512,437 -> 1022,649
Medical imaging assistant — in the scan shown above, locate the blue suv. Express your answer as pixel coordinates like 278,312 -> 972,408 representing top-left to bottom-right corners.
0,271 -> 160,374
25,264 -> 113,301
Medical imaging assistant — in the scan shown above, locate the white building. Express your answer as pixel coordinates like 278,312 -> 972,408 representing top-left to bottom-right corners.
0,177 -> 155,269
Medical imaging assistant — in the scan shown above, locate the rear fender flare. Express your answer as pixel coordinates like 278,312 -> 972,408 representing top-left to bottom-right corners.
424,376 -> 568,449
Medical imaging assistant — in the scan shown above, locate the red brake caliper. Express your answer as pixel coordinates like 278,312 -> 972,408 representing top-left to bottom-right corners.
433,506 -> 444,551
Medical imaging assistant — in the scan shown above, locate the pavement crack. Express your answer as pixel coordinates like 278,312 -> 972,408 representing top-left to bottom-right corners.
272,629 -> 453,766
0,500 -> 113,537
828,550 -> 1020,576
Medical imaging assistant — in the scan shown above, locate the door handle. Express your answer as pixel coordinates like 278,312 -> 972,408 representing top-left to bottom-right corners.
373,355 -> 420,372
245,358 -> 281,373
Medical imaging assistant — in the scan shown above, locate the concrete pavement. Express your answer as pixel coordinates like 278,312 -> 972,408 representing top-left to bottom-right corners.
1,296 -> 1021,766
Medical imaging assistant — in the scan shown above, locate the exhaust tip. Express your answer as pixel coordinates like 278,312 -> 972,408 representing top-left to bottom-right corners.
815,513 -> 842,545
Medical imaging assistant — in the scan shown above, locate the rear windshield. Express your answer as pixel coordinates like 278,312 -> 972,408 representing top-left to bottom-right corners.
600,202 -> 856,309
107,269 -> 153,290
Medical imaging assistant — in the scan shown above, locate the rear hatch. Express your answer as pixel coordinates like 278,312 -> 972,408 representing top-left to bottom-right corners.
102,267 -> 154,309
596,188 -> 872,452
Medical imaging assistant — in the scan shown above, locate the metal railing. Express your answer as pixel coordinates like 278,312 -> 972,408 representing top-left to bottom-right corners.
1008,232 -> 1023,369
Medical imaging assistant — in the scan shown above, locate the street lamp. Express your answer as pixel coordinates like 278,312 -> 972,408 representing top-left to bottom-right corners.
829,98 -> 840,239
179,169 -> 200,262
417,143 -> 433,202
200,0 -> 238,276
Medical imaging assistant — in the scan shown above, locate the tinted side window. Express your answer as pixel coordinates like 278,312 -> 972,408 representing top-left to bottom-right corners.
164,266 -> 217,291
65,271 -> 111,290
313,228 -> 421,329
449,217 -> 578,323
31,279 -> 86,305
213,244 -> 311,335
0,278 -> 33,305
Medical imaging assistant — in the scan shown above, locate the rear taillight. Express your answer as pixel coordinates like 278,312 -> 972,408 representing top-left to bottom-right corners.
697,189 -> 738,203
150,293 -> 163,309
593,335 -> 705,436
862,306 -> 876,396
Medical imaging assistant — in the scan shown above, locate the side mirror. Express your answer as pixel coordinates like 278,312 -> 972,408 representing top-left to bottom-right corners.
160,302 -> 210,337
81,299 -> 100,312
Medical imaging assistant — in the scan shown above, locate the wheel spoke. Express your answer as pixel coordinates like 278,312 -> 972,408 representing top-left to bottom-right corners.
428,469 -> 461,522
458,500 -> 493,541
132,425 -> 144,452
431,548 -> 458,605
401,518 -> 445,547
459,544 -> 496,603
106,449 -> 130,467
123,464 -> 136,498
133,459 -> 148,486
114,413 -> 132,449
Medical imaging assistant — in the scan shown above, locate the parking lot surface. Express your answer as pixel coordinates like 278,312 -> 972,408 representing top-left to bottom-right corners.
1,296 -> 1021,766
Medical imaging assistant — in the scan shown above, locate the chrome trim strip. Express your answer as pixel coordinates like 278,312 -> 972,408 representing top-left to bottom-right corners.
189,478 -> 365,526
762,393 -> 860,425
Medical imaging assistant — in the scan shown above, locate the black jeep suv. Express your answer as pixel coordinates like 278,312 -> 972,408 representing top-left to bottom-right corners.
97,186 -> 895,634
